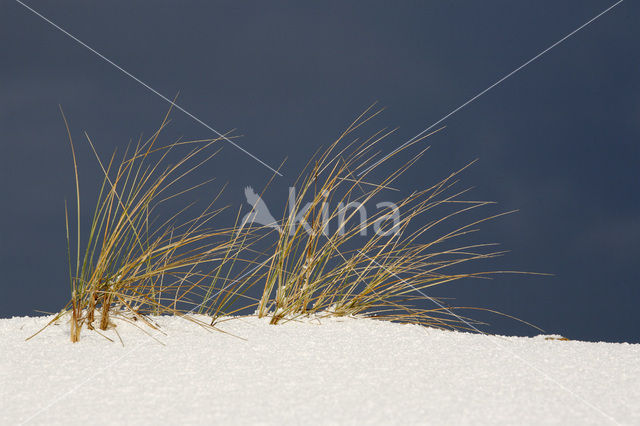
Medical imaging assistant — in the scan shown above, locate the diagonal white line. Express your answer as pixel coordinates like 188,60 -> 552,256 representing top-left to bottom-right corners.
14,0 -> 283,177
359,0 -> 624,176
15,1 -> 625,424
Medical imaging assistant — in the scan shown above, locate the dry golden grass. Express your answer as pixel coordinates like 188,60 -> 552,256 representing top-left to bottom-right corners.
32,108 -> 260,343
245,106 -> 540,331
35,106 -> 540,343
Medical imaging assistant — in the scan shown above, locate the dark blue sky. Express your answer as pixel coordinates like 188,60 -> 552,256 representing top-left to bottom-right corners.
1,1 -> 638,342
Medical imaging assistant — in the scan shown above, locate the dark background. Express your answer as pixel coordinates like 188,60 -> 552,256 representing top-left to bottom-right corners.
1,1 -> 638,342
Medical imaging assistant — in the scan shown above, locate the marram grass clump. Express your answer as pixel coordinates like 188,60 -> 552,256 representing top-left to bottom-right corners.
35,107 -> 539,342
247,106 -> 536,331
31,110 -> 258,342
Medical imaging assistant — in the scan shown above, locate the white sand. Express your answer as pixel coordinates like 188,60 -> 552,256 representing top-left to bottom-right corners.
1,315 -> 638,425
